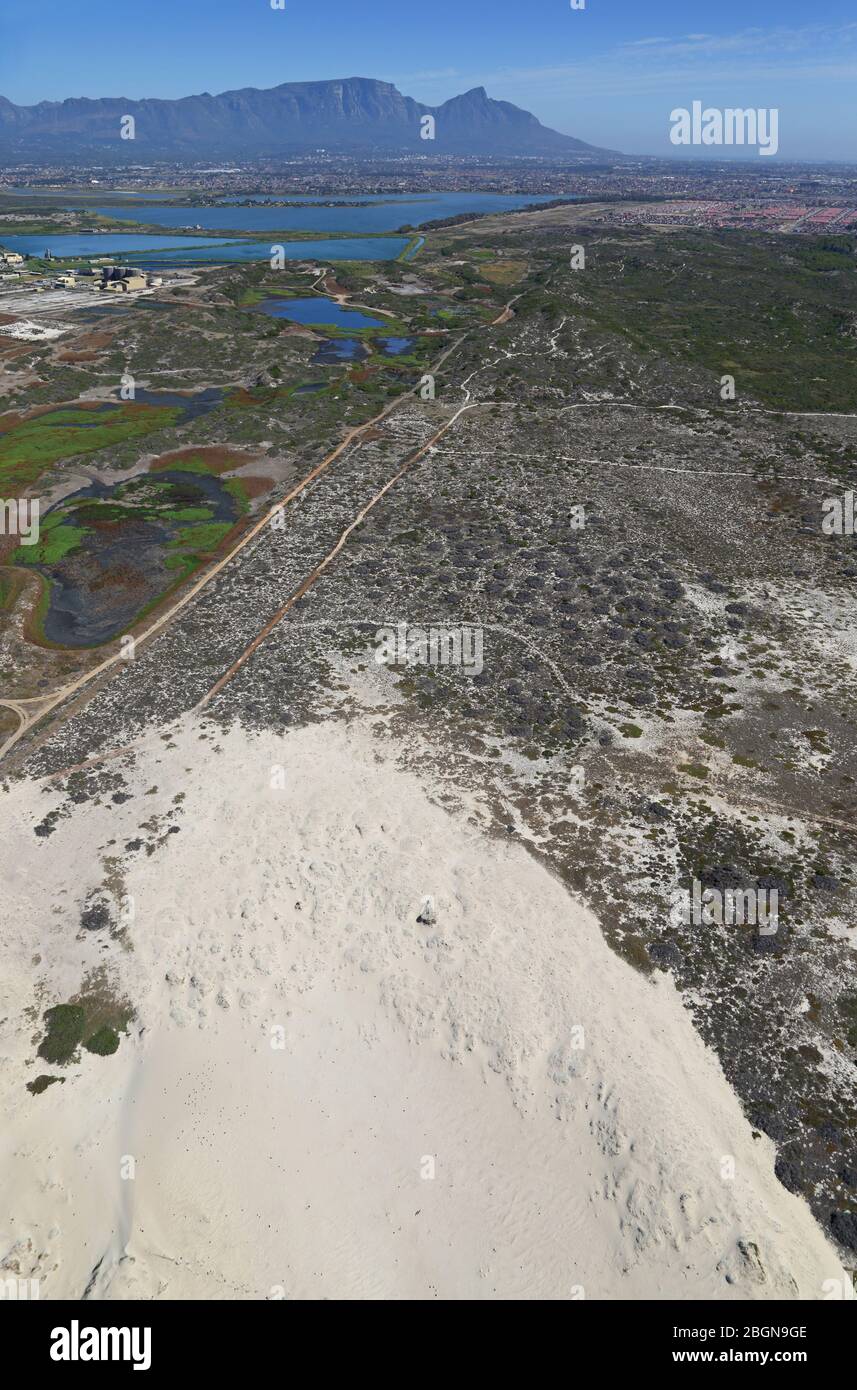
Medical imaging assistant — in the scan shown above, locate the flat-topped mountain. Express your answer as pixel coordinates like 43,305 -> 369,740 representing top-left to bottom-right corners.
0,77 -> 617,158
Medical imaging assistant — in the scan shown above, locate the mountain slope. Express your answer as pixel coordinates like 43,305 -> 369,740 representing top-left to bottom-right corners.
0,77 -> 616,158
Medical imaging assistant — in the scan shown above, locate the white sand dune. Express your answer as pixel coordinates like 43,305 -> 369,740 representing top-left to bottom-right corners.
0,716 -> 848,1300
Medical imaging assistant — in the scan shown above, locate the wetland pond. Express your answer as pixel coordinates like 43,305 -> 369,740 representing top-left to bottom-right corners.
254,296 -> 385,330
256,297 -> 415,362
15,468 -> 240,647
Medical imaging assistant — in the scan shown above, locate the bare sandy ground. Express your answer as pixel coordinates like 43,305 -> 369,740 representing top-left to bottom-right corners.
0,716 -> 848,1300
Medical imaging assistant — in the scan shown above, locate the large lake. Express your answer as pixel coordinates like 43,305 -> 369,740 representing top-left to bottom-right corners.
1,233 -> 410,263
129,236 -> 410,265
95,191 -> 558,234
1,233 -> 238,256
2,191 -> 565,266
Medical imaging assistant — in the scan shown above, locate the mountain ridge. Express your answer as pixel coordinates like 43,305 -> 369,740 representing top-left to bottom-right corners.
0,76 -> 617,158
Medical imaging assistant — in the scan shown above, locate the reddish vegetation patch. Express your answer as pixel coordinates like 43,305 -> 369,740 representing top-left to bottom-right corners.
0,341 -> 32,362
91,564 -> 148,595
0,396 -> 117,423
277,323 -> 316,339
151,445 -> 263,475
0,532 -> 22,563
57,330 -> 115,364
348,366 -> 376,384
322,276 -> 348,298
235,475 -> 272,499
226,388 -> 262,410
21,571 -> 51,645
78,331 -> 114,351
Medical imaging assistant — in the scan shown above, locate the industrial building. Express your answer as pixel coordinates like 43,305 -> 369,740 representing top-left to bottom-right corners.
101,275 -> 148,292
92,264 -> 150,293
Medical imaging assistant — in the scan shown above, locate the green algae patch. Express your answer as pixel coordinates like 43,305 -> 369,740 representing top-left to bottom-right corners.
12,511 -> 88,565
0,402 -> 182,493
165,520 -> 232,570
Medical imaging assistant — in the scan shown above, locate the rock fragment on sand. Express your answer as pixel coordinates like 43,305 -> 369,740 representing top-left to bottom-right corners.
417,896 -> 437,926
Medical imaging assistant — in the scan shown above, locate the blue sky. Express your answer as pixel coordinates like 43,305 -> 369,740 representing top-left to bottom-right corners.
2,0 -> 856,160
